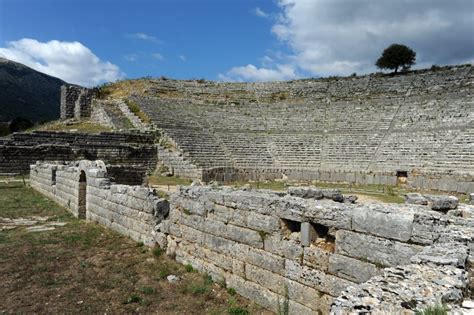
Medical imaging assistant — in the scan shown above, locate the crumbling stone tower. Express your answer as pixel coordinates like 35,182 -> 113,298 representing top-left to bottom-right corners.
60,85 -> 94,120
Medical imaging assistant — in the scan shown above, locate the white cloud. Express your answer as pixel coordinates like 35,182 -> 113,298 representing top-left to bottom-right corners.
179,54 -> 187,62
124,53 -> 138,62
253,7 -> 269,18
126,32 -> 162,44
0,38 -> 123,86
222,0 -> 474,80
152,52 -> 164,60
218,64 -> 297,82
272,0 -> 474,76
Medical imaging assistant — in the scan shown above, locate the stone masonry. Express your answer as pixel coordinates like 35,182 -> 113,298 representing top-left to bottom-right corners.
60,84 -> 95,120
30,161 -> 474,314
30,160 -> 169,245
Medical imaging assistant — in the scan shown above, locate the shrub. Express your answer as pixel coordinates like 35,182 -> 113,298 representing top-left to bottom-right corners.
415,304 -> 448,315
123,294 -> 142,304
228,307 -> 249,315
153,247 -> 164,257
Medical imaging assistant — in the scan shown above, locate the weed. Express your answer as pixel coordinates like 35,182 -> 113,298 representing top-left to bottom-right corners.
136,241 -> 144,247
203,273 -> 213,285
185,264 -> 195,272
139,286 -> 155,295
277,285 -> 289,315
153,247 -> 165,257
123,294 -> 142,304
228,306 -> 250,315
188,283 -> 210,295
182,208 -> 191,215
415,304 -> 448,315
257,230 -> 269,241
227,287 -> 237,296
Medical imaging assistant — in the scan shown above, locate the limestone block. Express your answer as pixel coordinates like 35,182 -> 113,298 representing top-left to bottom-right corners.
245,263 -> 286,295
411,242 -> 468,268
203,219 -> 263,248
201,247 -> 233,271
287,186 -> 324,199
264,236 -> 303,260
425,195 -> 459,211
226,274 -> 279,313
301,222 -> 318,246
234,243 -> 285,274
179,225 -> 204,245
286,279 -> 333,313
405,193 -> 428,205
203,233 -> 236,255
351,204 -> 414,242
336,230 -> 423,267
285,259 -> 354,297
303,245 -> 331,271
329,254 -> 380,283
411,212 -> 446,245
246,212 -> 280,233
208,204 -> 233,223
232,259 -> 245,277
304,201 -> 352,230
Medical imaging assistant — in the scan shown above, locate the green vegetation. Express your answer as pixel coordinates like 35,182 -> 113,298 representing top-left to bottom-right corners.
376,43 -> 416,73
227,287 -> 237,296
30,120 -> 112,133
185,264 -> 195,273
415,304 -> 448,315
148,174 -> 193,186
124,98 -> 151,124
228,306 -> 250,315
123,294 -> 142,304
153,247 -> 165,257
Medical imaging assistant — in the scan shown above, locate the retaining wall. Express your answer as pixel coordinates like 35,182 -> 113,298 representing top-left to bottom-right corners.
29,161 -> 474,313
156,185 -> 473,314
0,131 -> 157,181
30,160 -> 169,245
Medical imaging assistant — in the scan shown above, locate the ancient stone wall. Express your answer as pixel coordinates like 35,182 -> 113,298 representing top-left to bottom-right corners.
30,160 -> 169,245
29,160 -> 473,313
154,185 -> 473,314
60,85 -> 94,120
0,131 -> 157,179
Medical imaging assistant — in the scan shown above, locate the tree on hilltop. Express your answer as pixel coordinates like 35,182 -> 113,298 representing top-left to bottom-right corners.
375,44 -> 416,73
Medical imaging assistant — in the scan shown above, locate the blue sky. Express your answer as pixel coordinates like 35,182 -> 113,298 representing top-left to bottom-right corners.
1,0 -> 473,86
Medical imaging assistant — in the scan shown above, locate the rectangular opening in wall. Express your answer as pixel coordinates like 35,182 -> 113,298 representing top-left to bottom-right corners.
52,169 -> 57,185
396,170 -> 408,184
281,218 -> 301,233
309,222 -> 335,251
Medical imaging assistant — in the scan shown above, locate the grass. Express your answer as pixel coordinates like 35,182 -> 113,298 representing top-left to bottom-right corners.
124,99 -> 151,124
230,180 -> 405,203
148,174 -> 193,186
0,182 -> 267,314
29,120 -> 112,133
415,304 -> 448,315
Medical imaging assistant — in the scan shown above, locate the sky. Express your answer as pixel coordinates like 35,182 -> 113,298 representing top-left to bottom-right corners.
0,0 -> 473,86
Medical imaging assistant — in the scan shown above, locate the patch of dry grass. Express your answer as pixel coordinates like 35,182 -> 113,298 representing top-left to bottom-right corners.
0,182 -> 268,314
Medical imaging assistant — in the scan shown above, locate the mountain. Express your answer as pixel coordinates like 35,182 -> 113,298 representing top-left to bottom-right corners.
0,57 -> 66,123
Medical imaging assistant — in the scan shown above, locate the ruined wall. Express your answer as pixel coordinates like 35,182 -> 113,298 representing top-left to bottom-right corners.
60,85 -> 95,120
29,160 -> 474,313
155,185 -> 473,314
30,161 -> 169,245
0,131 -> 157,179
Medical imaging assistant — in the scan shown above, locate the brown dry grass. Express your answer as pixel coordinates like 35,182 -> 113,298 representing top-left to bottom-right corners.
0,182 -> 269,314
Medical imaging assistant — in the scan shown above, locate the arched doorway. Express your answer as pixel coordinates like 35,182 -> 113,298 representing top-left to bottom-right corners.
78,170 -> 87,219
